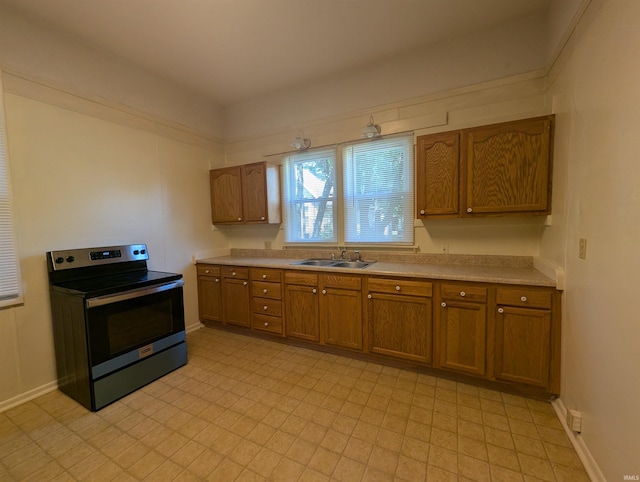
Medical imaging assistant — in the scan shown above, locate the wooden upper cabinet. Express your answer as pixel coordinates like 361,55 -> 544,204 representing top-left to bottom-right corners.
210,166 -> 243,223
463,115 -> 554,215
416,131 -> 460,218
210,161 -> 281,224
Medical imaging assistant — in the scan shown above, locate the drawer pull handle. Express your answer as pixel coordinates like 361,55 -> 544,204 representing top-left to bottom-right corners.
368,294 -> 372,299
521,296 -> 528,302
322,289 -> 327,295
396,285 -> 401,291
263,305 -> 268,311
262,274 -> 267,279
264,322 -> 269,327
441,301 -> 447,308
498,307 -> 504,314
232,271 -> 236,276
243,281 -> 248,286
215,278 -> 219,283
205,269 -> 210,274
263,289 -> 268,294
460,291 -> 466,297
312,289 -> 317,294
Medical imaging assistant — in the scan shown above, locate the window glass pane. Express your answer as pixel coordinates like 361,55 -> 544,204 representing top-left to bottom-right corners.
343,135 -> 414,244
283,148 -> 337,243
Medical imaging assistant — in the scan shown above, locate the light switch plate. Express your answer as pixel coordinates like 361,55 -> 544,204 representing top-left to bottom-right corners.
579,238 -> 587,259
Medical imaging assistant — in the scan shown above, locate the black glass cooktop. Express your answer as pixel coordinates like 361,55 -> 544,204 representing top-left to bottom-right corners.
50,270 -> 182,298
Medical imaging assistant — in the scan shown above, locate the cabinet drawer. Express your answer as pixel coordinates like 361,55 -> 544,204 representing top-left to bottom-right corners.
197,265 -> 220,277
322,274 -> 361,290
441,284 -> 487,302
368,278 -> 432,297
221,266 -> 249,279
250,267 -> 282,282
253,313 -> 283,334
252,298 -> 282,316
496,287 -> 552,309
251,281 -> 282,300
284,271 -> 318,286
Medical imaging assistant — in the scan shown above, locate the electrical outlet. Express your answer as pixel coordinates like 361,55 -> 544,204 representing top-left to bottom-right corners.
566,409 -> 582,433
441,244 -> 449,254
579,238 -> 587,259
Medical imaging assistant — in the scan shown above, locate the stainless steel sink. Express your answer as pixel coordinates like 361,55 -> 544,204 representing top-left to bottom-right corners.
291,259 -> 375,269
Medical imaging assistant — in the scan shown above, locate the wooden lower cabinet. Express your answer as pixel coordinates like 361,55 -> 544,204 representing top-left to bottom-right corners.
494,287 -> 553,388
250,268 -> 284,335
436,284 -> 487,376
284,272 -> 320,342
197,265 -> 222,323
320,274 -> 362,350
367,278 -> 433,363
221,267 -> 250,327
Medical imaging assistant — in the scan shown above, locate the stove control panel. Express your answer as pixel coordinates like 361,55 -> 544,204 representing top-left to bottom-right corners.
47,244 -> 149,270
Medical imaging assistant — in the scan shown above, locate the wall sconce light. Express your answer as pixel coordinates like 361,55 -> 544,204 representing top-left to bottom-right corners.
290,130 -> 311,151
362,115 -> 381,139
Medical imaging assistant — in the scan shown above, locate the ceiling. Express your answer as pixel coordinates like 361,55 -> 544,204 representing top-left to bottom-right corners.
0,0 -> 552,106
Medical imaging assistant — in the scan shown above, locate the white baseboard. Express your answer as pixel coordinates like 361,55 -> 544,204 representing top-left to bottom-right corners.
551,398 -> 607,482
186,322 -> 204,334
0,381 -> 58,414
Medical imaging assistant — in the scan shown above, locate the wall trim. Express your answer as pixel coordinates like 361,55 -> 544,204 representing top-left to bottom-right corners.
0,67 -> 223,152
551,398 -> 607,482
0,380 -> 58,414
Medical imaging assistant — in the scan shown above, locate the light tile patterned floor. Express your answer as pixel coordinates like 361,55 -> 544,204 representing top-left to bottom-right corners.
0,328 -> 590,481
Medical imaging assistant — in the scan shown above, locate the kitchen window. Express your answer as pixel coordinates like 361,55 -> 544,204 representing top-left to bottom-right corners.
0,75 -> 22,307
282,134 -> 414,246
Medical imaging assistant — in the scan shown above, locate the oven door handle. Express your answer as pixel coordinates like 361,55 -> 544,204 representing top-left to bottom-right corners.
85,280 -> 184,308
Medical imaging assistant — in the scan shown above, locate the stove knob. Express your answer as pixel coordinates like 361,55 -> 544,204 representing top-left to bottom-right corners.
66,256 -> 75,263
140,249 -> 146,255
133,250 -> 140,255
55,257 -> 64,264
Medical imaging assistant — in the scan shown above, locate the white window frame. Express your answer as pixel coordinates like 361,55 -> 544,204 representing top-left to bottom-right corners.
282,133 -> 414,247
0,74 -> 23,308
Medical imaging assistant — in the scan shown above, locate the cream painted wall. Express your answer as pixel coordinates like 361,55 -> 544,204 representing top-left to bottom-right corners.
541,0 -> 640,478
0,89 -> 227,409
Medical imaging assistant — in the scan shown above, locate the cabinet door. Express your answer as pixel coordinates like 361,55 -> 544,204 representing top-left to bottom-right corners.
241,162 -> 268,222
222,278 -> 250,327
437,300 -> 487,376
198,275 -> 222,322
464,116 -> 552,215
416,131 -> 460,217
368,293 -> 432,363
210,166 -> 243,223
284,284 -> 320,342
321,288 -> 362,350
495,306 -> 551,388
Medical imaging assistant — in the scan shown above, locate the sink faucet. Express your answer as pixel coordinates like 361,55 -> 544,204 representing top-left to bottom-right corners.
354,250 -> 361,261
340,249 -> 347,260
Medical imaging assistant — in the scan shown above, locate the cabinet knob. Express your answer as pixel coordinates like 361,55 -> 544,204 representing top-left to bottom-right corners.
396,285 -> 401,291
205,269 -> 210,274
238,217 -> 242,221
322,289 -> 327,295
263,289 -> 268,294
243,281 -> 248,286
312,288 -> 317,294
262,274 -> 267,279
467,208 -> 473,213
264,322 -> 269,327
367,294 -> 372,299
232,271 -> 236,276
215,278 -> 219,283
420,209 -> 425,215
498,307 -> 504,313
263,305 -> 268,311
521,296 -> 528,302
261,216 -> 265,221
441,301 -> 447,308
460,291 -> 466,297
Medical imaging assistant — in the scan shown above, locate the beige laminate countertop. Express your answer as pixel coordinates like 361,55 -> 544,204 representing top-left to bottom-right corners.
196,256 -> 557,288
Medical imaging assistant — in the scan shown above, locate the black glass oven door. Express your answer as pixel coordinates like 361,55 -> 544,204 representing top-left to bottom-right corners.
85,281 -> 185,377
